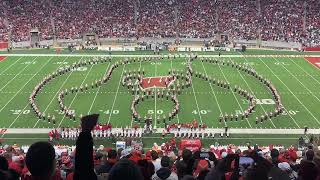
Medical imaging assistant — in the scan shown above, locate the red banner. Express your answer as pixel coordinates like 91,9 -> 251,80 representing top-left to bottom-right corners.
303,47 -> 320,51
179,139 -> 202,152
0,42 -> 8,49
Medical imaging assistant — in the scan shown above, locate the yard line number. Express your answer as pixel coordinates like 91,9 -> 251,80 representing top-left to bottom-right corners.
58,67 -> 87,72
54,62 -> 69,65
21,61 -> 36,65
10,109 -> 30,115
242,99 -> 275,105
100,109 -> 119,115
192,109 -> 211,115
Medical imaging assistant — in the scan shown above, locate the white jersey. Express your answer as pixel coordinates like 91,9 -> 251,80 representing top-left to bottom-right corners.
68,130 -> 73,139
61,130 -> 65,139
73,130 -> 77,138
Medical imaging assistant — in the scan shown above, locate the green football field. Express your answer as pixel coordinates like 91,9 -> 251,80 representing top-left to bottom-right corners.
0,53 -> 319,131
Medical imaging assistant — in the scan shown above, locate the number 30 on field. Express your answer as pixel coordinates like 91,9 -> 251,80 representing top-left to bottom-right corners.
10,109 -> 30,115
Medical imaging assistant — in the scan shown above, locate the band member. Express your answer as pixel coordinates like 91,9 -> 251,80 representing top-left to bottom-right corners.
52,115 -> 56,125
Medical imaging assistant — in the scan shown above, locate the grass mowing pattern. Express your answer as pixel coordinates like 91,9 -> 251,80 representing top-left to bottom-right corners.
0,55 -> 319,130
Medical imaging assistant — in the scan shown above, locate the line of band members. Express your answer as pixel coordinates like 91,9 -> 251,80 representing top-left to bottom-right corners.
173,130 -> 229,138
60,128 -> 144,139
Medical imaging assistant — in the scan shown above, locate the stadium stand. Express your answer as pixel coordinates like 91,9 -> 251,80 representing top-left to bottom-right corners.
305,0 -> 320,47
0,0 -> 319,46
0,115 -> 319,180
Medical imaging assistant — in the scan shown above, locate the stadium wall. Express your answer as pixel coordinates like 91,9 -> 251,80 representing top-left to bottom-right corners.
10,38 -> 302,51
235,40 -> 301,49
303,47 -> 320,51
0,42 -> 8,50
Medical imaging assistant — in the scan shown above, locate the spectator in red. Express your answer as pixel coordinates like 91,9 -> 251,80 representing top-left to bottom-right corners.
193,159 -> 209,180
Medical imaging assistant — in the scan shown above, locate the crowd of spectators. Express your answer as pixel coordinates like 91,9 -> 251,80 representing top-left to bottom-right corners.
0,0 -> 319,46
1,114 -> 320,180
137,0 -> 176,38
53,0 -> 136,39
260,0 -> 305,43
305,0 -> 320,46
177,0 -> 217,38
0,18 -> 8,42
216,0 -> 259,41
4,0 -> 53,42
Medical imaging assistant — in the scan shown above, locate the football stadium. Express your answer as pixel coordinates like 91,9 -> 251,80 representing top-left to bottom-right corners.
0,0 -> 320,179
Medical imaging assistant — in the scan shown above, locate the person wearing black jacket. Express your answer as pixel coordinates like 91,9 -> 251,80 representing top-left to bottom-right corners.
73,114 -> 99,180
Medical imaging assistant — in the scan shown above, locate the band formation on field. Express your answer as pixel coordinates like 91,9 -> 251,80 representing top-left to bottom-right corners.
28,55 -> 284,128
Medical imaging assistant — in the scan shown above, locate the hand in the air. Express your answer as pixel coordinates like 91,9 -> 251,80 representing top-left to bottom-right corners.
81,114 -> 99,132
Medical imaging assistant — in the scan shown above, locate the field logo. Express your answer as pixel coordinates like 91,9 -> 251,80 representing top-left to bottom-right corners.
141,76 -> 174,89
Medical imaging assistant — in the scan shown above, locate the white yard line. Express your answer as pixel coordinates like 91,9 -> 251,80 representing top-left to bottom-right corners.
191,77 -> 203,124
258,57 -> 320,125
58,64 -> 96,127
217,61 -> 252,128
0,57 -> 38,92
154,62 -> 158,129
0,57 -> 23,76
1,57 -> 54,135
170,59 -> 180,123
274,57 -> 320,103
107,64 -> 126,124
200,60 -> 226,127
0,56 -> 39,113
87,63 -> 111,114
240,57 -> 300,128
289,58 -> 320,86
33,57 -> 80,128
130,60 -> 142,127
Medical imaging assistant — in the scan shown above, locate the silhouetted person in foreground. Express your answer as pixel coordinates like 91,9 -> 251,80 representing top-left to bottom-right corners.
25,141 -> 58,180
73,114 -> 100,180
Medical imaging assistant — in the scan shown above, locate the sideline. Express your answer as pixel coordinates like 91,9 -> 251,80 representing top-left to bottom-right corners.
1,128 -> 317,135
1,54 -> 319,58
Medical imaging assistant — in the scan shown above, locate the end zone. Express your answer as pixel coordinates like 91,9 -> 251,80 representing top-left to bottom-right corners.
304,57 -> 320,69
0,56 -> 7,62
